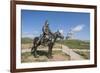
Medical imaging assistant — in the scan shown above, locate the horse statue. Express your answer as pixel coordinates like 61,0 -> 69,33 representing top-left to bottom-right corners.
31,30 -> 64,59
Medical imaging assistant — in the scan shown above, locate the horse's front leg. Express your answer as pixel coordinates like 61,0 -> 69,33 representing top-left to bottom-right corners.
34,46 -> 39,58
48,43 -> 53,59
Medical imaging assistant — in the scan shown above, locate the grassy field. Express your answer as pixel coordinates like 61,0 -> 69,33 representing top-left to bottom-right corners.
21,37 -> 33,44
57,39 -> 90,49
75,51 -> 90,59
21,38 -> 90,49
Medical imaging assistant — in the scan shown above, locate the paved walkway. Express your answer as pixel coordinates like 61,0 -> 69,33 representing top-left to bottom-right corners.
61,45 -> 84,60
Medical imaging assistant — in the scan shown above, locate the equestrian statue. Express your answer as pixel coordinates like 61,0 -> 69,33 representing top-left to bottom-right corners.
31,20 -> 64,59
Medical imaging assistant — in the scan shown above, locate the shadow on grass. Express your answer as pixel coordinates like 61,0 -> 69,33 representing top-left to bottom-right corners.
37,50 -> 48,57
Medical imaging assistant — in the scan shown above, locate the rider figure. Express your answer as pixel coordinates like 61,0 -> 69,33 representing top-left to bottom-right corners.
39,20 -> 53,43
42,20 -> 52,39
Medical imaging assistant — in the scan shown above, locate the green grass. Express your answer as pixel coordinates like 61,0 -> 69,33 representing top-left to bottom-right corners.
57,39 -> 90,49
75,51 -> 90,59
21,37 -> 33,44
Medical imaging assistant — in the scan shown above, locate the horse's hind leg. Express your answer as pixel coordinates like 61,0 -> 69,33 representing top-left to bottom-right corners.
31,45 -> 34,54
31,45 -> 39,58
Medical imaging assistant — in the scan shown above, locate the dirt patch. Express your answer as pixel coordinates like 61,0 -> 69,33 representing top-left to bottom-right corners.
21,43 -> 32,49
21,50 -> 70,63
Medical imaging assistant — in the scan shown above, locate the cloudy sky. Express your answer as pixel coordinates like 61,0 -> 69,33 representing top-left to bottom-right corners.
21,9 -> 90,40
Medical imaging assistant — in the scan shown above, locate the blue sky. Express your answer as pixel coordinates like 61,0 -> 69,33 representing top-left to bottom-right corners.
21,9 -> 90,40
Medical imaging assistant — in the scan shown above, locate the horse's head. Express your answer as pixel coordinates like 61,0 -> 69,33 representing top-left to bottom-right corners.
55,30 -> 64,39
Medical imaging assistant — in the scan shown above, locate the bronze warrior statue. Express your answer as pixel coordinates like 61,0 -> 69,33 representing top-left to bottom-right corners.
39,20 -> 53,43
31,20 -> 64,58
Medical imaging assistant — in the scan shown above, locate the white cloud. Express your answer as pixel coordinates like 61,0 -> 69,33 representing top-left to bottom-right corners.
71,24 -> 85,32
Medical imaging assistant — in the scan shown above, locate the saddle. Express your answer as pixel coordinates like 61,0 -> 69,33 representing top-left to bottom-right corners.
41,34 -> 52,46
